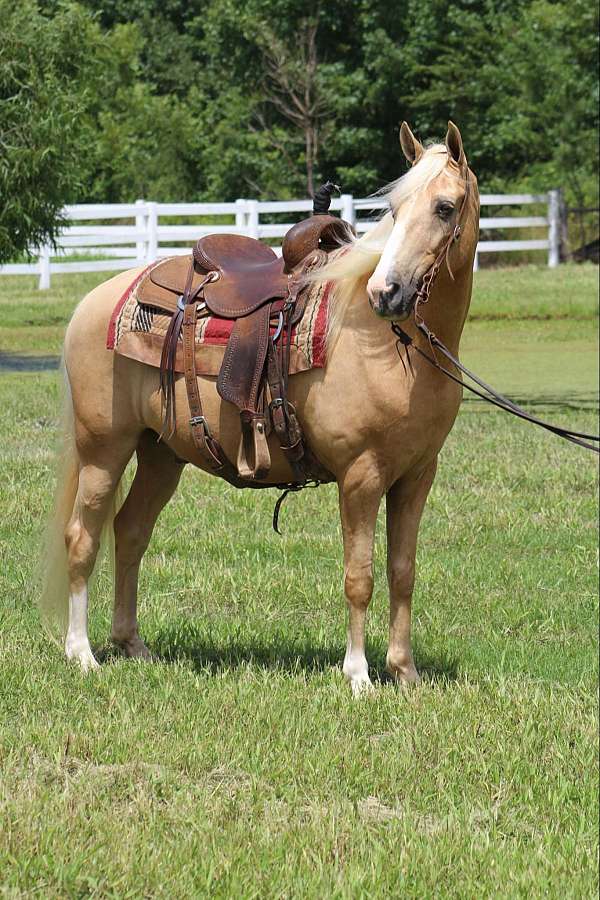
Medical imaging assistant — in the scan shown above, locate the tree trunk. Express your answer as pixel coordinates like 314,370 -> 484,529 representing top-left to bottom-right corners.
305,127 -> 314,197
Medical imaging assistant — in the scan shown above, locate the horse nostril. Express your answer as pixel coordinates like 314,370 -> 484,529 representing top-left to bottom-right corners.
381,282 -> 399,303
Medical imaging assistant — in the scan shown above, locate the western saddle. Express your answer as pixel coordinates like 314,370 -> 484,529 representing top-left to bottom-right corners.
138,192 -> 354,496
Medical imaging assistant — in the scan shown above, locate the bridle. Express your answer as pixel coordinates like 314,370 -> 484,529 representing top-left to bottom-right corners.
390,168 -> 600,454
414,167 -> 472,307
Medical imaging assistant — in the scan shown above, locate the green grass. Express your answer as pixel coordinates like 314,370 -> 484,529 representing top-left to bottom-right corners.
0,266 -> 598,897
0,263 -> 597,356
470,263 -> 598,320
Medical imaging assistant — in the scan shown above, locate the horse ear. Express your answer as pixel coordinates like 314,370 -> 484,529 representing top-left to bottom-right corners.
445,120 -> 466,168
399,122 -> 424,166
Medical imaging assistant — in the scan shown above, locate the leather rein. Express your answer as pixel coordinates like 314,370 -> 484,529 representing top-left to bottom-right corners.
390,171 -> 600,454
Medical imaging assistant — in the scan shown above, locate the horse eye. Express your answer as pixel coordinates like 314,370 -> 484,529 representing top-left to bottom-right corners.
436,202 -> 455,220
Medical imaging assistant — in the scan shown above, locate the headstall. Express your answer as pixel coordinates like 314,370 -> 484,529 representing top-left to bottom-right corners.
390,170 -> 599,454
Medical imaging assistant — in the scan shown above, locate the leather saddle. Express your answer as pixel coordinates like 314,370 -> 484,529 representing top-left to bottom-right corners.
138,212 -> 353,485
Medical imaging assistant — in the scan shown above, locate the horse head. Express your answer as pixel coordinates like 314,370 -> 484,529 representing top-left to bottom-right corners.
367,121 -> 478,321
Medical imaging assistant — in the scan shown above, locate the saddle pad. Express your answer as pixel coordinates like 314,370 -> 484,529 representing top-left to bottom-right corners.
106,260 -> 332,376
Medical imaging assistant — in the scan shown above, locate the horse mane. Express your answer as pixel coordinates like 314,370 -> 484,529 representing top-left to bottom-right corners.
318,143 -> 454,348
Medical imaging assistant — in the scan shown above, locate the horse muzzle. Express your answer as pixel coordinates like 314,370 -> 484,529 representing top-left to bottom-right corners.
370,280 -> 418,322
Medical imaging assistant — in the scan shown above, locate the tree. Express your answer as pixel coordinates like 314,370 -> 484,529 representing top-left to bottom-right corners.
258,15 -> 330,196
184,0 -> 411,199
4,0 -> 598,223
400,0 -> 599,205
82,23 -> 199,202
0,1 -> 103,263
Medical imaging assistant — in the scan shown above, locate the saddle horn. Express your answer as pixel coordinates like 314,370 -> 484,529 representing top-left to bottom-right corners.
312,181 -> 340,215
282,181 -> 355,273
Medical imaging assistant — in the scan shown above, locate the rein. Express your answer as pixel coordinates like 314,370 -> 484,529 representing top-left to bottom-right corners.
391,319 -> 600,453
390,170 -> 600,454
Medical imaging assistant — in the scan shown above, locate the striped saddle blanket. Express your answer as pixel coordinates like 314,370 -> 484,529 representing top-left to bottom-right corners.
107,261 -> 332,376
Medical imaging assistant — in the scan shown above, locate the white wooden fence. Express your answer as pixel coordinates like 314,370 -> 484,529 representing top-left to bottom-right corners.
0,190 -> 562,289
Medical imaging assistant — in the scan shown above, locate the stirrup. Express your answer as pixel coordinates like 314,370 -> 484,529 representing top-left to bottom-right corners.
237,413 -> 271,480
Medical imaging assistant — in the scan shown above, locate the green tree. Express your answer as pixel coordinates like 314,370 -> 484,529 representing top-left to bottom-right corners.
0,1 -> 103,262
400,0 -> 599,204
82,23 -> 199,202
185,0 -> 413,198
5,0 -> 598,220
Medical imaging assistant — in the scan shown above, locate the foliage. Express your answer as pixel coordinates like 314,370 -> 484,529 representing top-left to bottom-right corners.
84,24 -> 199,203
0,1 -> 105,263
1,0 -> 598,255
404,0 -> 599,205
79,0 -> 598,204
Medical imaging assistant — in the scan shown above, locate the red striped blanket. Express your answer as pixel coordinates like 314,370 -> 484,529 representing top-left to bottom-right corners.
107,260 -> 331,376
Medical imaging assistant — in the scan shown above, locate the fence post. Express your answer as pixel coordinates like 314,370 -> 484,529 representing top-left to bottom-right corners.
548,189 -> 560,268
38,244 -> 51,290
473,249 -> 480,272
340,194 -> 355,227
135,199 -> 147,264
235,198 -> 247,233
146,202 -> 158,261
246,200 -> 259,239
558,189 -> 568,261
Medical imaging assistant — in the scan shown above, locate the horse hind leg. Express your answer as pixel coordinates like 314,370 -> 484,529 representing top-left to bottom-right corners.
111,431 -> 184,658
64,443 -> 138,671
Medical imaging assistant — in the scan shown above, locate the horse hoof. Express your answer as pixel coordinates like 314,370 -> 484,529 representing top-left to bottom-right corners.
113,636 -> 153,661
386,663 -> 421,687
66,645 -> 100,673
351,676 -> 375,698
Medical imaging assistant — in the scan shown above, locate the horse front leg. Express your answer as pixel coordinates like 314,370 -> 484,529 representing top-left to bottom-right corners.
385,459 -> 437,685
338,460 -> 384,696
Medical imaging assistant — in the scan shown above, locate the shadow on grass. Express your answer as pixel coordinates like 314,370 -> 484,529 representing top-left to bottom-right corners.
463,392 -> 598,412
99,621 -> 460,685
0,352 -> 60,372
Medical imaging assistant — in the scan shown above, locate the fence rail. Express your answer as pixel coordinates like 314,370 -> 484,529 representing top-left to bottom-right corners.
0,190 -> 562,289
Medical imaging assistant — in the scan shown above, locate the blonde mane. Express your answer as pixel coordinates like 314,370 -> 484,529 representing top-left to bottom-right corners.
319,144 -> 451,347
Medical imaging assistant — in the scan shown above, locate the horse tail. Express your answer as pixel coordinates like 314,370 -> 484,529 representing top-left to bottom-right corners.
38,362 -> 123,638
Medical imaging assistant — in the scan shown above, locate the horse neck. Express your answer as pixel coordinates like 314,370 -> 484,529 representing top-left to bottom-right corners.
420,261 -> 473,354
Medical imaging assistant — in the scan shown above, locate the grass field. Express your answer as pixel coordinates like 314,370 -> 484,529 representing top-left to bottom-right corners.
0,265 -> 598,897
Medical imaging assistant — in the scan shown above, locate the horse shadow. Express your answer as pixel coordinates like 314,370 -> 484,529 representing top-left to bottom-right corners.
100,622 -> 459,685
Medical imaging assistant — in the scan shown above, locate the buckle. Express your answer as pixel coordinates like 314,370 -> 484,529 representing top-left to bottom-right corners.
189,415 -> 210,436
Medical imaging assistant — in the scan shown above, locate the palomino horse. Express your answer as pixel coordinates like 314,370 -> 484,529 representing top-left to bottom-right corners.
41,121 -> 479,694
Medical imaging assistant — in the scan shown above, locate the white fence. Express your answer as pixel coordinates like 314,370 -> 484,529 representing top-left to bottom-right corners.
0,191 -> 562,289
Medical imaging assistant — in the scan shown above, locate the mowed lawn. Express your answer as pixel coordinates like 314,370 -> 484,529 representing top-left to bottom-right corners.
0,265 -> 597,897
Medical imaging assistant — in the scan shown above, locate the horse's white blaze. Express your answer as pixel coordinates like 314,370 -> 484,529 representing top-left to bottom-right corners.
65,587 -> 99,672
367,200 -> 413,300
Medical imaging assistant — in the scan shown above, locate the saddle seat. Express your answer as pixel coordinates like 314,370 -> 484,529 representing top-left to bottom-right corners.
139,215 -> 352,318
194,234 -> 289,318
138,234 -> 289,318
